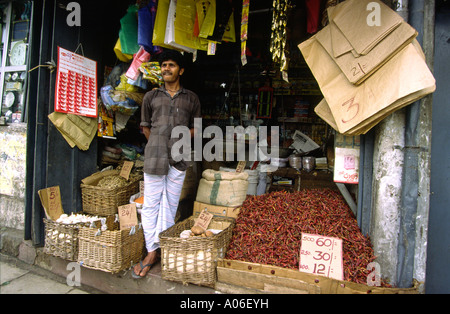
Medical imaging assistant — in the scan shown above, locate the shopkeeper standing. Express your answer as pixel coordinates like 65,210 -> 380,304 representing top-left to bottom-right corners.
133,50 -> 201,278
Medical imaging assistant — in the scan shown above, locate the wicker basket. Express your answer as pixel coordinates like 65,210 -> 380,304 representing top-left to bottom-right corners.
159,216 -> 235,287
80,170 -> 142,216
43,218 -> 88,261
77,223 -> 144,273
43,214 -> 118,261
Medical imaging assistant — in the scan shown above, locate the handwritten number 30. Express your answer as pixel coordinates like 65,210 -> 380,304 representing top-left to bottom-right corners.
341,97 -> 359,123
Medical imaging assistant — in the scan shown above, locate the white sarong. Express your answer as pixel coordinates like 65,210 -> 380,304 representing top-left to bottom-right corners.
141,165 -> 186,252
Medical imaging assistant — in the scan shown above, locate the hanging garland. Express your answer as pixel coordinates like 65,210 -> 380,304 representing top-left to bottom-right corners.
269,0 -> 293,82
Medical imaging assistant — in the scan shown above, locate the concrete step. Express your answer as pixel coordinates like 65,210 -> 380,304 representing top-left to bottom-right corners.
0,226 -> 219,294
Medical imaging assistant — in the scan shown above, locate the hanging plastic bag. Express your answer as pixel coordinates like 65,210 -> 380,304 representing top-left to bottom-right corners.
222,12 -> 236,42
114,38 -> 133,62
207,0 -> 233,42
174,0 -> 208,51
119,5 -> 140,55
115,75 -> 139,92
138,0 -> 162,54
152,0 -> 177,49
165,0 -> 196,53
127,73 -> 148,90
100,85 -> 139,116
139,62 -> 164,86
125,46 -> 151,81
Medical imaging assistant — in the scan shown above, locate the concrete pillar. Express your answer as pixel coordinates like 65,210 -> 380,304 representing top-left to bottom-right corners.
370,0 -> 434,288
370,111 -> 405,284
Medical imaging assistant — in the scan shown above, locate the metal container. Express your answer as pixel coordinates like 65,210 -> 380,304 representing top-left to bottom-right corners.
270,157 -> 289,168
288,155 -> 302,169
302,156 -> 316,172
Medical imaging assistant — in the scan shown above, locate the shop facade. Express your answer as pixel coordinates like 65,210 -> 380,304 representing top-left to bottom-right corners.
0,0 -> 449,292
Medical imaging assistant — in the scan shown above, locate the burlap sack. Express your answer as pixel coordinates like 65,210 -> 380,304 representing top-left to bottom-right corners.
196,169 -> 249,207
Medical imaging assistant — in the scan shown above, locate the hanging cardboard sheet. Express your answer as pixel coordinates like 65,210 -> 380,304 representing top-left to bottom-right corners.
331,0 -> 403,56
48,111 -> 97,150
299,0 -> 435,135
300,37 -> 435,135
319,11 -> 417,85
320,0 -> 418,85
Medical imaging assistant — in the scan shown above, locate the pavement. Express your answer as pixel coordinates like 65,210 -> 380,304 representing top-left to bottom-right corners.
0,253 -> 103,294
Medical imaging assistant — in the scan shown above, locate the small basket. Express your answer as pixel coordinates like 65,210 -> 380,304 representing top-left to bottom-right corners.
77,223 -> 144,273
43,218 -> 88,261
159,216 -> 235,287
80,170 -> 142,216
43,214 -> 118,261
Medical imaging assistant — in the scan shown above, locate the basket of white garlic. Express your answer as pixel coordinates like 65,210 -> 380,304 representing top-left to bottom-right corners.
43,213 -> 116,261
159,215 -> 235,287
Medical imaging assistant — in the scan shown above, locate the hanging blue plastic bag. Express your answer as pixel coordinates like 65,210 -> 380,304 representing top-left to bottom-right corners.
138,0 -> 161,54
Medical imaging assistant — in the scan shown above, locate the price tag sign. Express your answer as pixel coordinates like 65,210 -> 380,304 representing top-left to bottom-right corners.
194,211 -> 214,230
118,203 -> 138,230
38,186 -> 64,221
119,161 -> 134,180
235,161 -> 246,173
299,233 -> 344,281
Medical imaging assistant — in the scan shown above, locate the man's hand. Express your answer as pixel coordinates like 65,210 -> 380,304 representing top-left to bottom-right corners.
143,126 -> 151,140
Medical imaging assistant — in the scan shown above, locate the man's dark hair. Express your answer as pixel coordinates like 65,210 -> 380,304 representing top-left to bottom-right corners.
158,49 -> 185,69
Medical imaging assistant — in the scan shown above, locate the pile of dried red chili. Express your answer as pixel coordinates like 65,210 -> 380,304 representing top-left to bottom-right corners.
226,189 -> 388,286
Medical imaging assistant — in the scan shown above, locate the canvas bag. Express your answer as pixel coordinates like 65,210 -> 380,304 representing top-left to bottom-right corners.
299,33 -> 436,135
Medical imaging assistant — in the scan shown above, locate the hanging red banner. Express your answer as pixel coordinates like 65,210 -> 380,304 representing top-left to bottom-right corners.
55,47 -> 97,117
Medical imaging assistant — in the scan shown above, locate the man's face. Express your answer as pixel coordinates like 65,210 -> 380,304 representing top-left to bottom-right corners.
161,59 -> 184,83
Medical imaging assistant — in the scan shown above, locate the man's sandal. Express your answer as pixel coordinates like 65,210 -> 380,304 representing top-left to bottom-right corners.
131,261 -> 153,279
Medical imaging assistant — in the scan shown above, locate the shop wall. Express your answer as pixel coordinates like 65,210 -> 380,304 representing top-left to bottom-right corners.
0,124 -> 26,230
